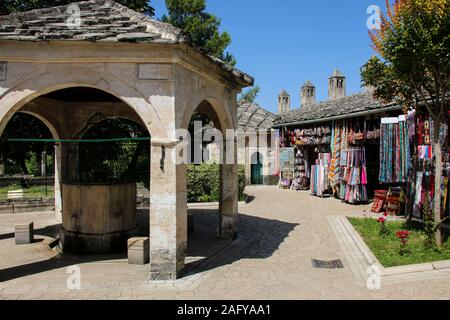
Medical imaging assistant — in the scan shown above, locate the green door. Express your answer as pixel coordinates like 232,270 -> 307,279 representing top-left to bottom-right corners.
251,153 -> 263,185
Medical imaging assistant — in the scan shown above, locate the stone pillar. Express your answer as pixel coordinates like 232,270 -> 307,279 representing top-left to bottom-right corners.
218,139 -> 238,240
149,140 -> 187,281
54,143 -> 62,220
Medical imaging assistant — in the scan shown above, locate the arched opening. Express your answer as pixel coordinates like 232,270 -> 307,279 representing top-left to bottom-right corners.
251,152 -> 264,185
184,99 -> 239,270
64,115 -> 150,186
0,86 -> 152,254
0,112 -> 56,201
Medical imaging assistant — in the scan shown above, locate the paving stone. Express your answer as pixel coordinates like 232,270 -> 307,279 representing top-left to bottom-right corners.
1,187 -> 450,299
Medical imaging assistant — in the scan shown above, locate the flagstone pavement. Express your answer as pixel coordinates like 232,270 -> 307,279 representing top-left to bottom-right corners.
1,186 -> 450,300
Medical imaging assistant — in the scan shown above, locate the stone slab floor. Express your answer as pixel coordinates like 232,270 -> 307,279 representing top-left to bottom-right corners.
1,186 -> 450,300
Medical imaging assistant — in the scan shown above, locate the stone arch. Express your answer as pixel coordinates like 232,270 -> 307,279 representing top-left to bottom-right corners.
180,96 -> 235,133
0,73 -> 166,139
19,111 -> 62,141
0,110 -> 63,217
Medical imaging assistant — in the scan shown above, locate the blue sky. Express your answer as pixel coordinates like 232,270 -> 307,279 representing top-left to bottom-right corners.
152,0 -> 386,113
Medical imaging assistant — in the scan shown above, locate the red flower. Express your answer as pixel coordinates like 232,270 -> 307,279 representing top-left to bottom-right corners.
396,230 -> 410,239
378,216 -> 386,223
383,212 -> 389,217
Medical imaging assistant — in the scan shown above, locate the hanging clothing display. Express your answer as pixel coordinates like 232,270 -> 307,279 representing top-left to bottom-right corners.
310,153 -> 331,197
329,120 -> 350,197
292,147 -> 310,190
379,116 -> 410,183
338,147 -> 368,204
294,126 -> 332,146
409,111 -> 450,219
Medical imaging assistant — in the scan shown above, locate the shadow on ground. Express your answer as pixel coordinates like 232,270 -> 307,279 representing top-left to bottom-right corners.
0,207 -> 298,282
183,208 -> 298,275
0,223 -> 61,241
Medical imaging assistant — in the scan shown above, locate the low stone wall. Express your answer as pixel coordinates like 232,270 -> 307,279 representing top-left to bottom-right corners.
0,198 -> 54,214
1,195 -> 150,213
0,176 -> 55,187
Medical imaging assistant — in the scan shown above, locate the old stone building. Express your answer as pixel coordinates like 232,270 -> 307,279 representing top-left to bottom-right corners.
206,102 -> 278,185
0,0 -> 253,280
274,69 -> 403,199
237,103 -> 278,185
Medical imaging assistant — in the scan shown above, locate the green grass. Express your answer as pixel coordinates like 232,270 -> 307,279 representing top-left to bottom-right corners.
0,184 -> 54,200
348,217 -> 450,268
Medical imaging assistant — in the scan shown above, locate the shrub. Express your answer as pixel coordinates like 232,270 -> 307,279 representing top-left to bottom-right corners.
187,163 -> 246,203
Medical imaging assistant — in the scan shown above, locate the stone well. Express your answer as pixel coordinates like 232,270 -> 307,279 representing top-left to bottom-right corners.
60,182 -> 138,254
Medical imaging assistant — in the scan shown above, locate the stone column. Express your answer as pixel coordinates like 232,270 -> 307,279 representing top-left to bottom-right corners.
149,139 -> 187,281
54,143 -> 62,221
218,139 -> 238,240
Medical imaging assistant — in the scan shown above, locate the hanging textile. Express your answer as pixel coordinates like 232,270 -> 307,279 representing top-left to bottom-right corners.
379,116 -> 410,184
329,121 -> 342,193
409,111 -> 450,219
310,153 -> 331,197
338,147 -> 368,204
292,147 -> 310,190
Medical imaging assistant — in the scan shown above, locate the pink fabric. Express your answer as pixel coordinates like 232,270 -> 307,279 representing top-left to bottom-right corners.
361,166 -> 367,185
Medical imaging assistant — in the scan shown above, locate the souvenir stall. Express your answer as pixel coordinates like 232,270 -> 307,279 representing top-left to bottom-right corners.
329,118 -> 374,204
279,117 -> 382,203
407,110 -> 450,220
277,109 -> 418,209
290,126 -> 332,194
371,109 -> 450,219
372,115 -> 410,215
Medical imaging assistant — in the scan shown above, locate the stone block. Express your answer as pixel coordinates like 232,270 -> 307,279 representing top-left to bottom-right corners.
128,237 -> 149,265
138,64 -> 172,80
15,222 -> 34,244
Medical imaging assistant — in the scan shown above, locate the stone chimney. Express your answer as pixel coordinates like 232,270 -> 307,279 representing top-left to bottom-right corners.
301,80 -> 316,106
278,90 -> 291,113
328,69 -> 346,100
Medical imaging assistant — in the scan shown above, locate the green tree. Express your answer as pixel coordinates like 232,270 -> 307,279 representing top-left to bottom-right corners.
361,0 -> 450,246
1,0 -> 154,16
162,0 -> 235,66
0,113 -> 53,175
238,85 -> 261,105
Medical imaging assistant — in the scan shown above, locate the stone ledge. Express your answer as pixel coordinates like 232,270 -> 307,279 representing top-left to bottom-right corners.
0,198 -> 54,214
432,260 -> 450,270
187,201 -> 247,208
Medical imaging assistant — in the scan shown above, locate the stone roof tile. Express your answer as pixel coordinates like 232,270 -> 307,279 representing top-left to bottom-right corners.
273,92 -> 394,126
0,0 -> 254,86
